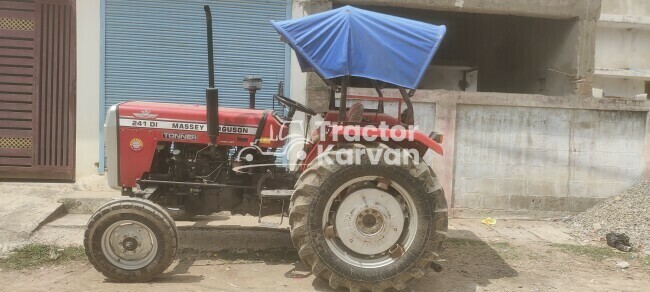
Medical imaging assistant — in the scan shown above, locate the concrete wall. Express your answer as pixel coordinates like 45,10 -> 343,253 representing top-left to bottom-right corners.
75,0 -> 101,180
349,87 -> 650,218
593,0 -> 650,98
454,105 -> 646,212
595,26 -> 650,71
602,0 -> 650,16
593,76 -> 646,99
339,0 -> 600,19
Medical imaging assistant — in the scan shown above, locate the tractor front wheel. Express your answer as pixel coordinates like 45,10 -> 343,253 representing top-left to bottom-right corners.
290,143 -> 448,291
84,197 -> 178,282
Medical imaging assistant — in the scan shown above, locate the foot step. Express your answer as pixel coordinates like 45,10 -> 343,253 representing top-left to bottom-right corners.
260,189 -> 293,200
258,190 -> 292,226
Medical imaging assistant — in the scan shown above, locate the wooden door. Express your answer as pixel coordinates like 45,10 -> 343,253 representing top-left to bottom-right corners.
0,0 -> 75,180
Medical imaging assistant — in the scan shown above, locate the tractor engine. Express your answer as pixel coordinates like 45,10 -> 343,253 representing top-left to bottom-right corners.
104,101 -> 293,219
144,142 -> 286,219
149,143 -> 230,183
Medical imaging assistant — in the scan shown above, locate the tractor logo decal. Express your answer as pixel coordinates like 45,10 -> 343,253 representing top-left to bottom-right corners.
163,132 -> 198,140
133,110 -> 158,120
129,138 -> 143,152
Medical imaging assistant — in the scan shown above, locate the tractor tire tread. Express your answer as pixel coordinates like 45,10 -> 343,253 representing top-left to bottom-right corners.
84,198 -> 178,282
289,143 -> 447,291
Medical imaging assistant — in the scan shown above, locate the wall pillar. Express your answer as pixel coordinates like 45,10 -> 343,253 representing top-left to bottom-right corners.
643,112 -> 650,181
75,0 -> 101,179
299,0 -> 332,112
431,92 -> 457,213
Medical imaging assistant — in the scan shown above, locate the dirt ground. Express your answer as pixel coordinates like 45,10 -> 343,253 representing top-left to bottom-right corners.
0,238 -> 648,292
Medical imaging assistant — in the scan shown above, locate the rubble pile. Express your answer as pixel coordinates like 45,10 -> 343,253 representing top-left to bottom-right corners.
569,182 -> 650,251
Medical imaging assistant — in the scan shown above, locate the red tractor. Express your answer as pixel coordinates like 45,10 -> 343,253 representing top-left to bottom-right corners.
85,5 -> 447,291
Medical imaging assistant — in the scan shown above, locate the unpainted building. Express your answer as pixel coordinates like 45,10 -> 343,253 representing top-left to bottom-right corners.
292,0 -> 650,217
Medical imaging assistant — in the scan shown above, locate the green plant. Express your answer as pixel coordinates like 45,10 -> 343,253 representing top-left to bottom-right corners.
0,244 -> 86,270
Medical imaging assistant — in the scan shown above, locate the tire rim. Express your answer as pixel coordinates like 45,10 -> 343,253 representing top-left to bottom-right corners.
101,220 -> 158,270
322,176 -> 418,268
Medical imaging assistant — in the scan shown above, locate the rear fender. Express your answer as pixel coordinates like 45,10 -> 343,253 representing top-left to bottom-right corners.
329,125 -> 443,155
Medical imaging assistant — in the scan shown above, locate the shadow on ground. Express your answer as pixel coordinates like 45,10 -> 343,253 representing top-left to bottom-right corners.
140,225 -> 518,290
153,218 -> 296,284
305,229 -> 518,291
410,229 -> 519,291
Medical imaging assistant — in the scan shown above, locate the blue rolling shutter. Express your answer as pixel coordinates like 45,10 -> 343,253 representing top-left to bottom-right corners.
104,0 -> 290,110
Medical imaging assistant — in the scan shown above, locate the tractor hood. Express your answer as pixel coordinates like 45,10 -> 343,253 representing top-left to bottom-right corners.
271,5 -> 446,89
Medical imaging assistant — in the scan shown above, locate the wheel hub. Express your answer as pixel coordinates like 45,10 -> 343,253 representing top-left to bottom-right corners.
122,237 -> 139,251
101,220 -> 158,270
356,209 -> 383,234
335,188 -> 405,255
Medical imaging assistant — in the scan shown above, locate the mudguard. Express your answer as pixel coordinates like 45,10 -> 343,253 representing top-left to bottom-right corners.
329,125 -> 443,155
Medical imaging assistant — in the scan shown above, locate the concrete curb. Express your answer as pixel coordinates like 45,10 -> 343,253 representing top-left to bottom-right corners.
33,223 -> 294,251
33,213 -> 293,252
57,191 -> 119,214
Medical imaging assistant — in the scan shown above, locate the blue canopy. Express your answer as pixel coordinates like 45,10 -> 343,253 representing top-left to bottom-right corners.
271,5 -> 446,89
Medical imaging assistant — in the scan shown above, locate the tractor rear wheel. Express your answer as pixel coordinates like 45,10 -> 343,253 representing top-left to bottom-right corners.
84,197 -> 178,282
290,143 -> 448,291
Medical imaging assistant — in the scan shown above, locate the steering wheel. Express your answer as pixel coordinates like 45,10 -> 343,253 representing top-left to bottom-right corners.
273,94 -> 317,116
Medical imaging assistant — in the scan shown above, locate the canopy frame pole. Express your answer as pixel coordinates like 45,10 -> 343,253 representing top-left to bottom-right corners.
399,87 -> 414,126
338,77 -> 349,123
371,80 -> 384,113
327,81 -> 338,110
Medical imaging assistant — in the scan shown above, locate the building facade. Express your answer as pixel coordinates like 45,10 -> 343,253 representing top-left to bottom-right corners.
0,0 -> 76,179
294,0 -> 650,217
2,0 -> 649,217
75,0 -> 292,180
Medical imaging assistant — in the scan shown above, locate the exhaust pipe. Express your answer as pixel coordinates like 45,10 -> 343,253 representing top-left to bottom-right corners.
204,5 -> 219,145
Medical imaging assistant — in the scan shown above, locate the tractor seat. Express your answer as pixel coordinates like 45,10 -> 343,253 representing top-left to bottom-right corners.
309,103 -> 365,146
346,102 -> 364,123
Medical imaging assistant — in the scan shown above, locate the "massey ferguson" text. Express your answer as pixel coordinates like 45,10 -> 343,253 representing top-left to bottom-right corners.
171,123 -> 205,131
